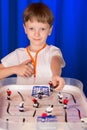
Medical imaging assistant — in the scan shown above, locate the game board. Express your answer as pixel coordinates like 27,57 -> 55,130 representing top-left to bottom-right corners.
0,77 -> 87,130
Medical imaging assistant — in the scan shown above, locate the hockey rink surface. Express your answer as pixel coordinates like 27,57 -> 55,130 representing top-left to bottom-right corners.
0,78 -> 87,130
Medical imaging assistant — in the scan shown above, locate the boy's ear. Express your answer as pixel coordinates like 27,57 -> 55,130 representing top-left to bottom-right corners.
49,26 -> 53,36
23,24 -> 27,34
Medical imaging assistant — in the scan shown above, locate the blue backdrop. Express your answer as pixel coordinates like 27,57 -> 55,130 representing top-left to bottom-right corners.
0,0 -> 87,96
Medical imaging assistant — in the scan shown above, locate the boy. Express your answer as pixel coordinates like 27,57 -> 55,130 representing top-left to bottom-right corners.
0,3 -> 65,90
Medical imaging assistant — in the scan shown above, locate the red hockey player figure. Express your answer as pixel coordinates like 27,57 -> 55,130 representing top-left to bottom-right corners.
32,97 -> 39,108
63,97 -> 69,109
49,81 -> 54,92
6,89 -> 12,100
49,81 -> 59,92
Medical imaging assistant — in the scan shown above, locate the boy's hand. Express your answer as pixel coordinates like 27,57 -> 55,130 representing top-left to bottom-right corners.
15,60 -> 34,77
52,75 -> 65,91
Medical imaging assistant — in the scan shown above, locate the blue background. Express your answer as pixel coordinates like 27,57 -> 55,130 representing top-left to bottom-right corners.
0,0 -> 87,96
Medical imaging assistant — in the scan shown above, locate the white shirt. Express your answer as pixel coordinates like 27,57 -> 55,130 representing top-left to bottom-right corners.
1,45 -> 65,85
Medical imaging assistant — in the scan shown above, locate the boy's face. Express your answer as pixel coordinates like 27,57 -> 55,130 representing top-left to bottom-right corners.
24,19 -> 52,47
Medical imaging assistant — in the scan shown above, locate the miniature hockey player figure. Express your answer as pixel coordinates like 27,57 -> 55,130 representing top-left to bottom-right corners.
46,105 -> 53,116
81,117 -> 87,128
63,97 -> 69,109
32,98 -> 39,108
57,92 -> 63,104
37,89 -> 44,99
6,89 -> 12,100
19,101 -> 24,112
49,81 -> 58,92
49,81 -> 54,92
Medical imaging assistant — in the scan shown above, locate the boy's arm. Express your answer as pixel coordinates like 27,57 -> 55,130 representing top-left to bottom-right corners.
0,60 -> 34,80
51,56 -> 63,76
50,56 -> 65,90
0,64 -> 17,79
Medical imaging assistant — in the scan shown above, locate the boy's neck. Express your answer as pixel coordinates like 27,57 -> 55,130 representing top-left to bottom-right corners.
28,44 -> 47,52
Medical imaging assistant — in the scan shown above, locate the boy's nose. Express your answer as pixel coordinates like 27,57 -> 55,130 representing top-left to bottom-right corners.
34,30 -> 40,36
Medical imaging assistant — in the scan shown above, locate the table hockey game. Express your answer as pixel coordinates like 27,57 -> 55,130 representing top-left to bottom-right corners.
0,77 -> 87,130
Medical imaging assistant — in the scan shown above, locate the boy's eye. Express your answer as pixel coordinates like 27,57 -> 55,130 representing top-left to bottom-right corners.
41,28 -> 46,31
29,27 -> 34,30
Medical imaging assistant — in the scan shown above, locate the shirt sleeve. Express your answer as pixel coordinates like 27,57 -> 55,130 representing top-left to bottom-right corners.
49,45 -> 65,68
1,49 -> 19,67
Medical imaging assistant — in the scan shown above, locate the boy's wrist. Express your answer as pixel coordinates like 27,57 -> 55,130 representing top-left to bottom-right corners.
10,66 -> 18,75
52,74 -> 60,78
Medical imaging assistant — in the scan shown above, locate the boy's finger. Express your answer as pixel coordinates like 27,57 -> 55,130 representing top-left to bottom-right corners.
23,59 -> 32,65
